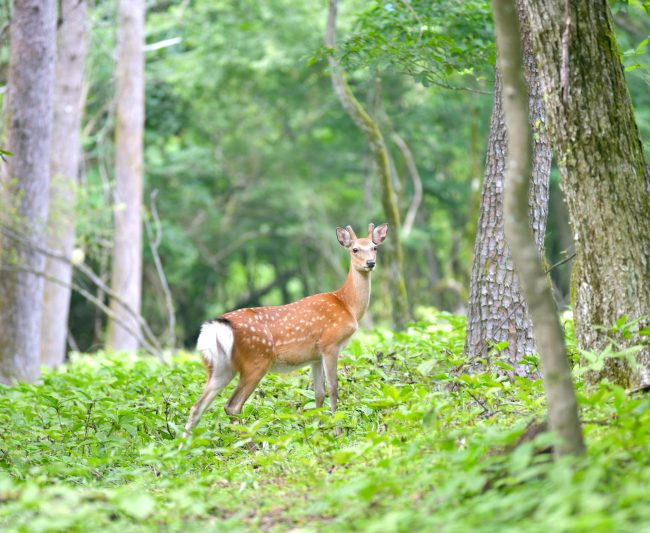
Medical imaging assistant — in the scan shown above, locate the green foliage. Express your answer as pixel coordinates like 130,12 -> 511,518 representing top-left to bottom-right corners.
64,0 -> 498,348
2,311 -> 650,531
339,0 -> 495,90
613,1 -> 650,156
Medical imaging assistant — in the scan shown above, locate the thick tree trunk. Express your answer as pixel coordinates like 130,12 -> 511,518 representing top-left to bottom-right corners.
493,0 -> 585,457
107,0 -> 145,351
41,0 -> 88,368
325,0 -> 410,330
520,0 -> 650,388
465,3 -> 552,377
0,0 -> 56,384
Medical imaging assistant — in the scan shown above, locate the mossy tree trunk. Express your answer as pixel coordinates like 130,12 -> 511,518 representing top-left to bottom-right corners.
325,0 -> 410,330
0,0 -> 57,384
520,0 -> 650,388
41,0 -> 88,368
493,0 -> 585,457
465,1 -> 552,377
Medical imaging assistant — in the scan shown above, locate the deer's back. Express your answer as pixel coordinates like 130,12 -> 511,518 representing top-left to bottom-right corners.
222,292 -> 357,372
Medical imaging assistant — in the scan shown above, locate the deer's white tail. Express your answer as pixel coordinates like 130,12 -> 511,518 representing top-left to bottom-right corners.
196,320 -> 234,370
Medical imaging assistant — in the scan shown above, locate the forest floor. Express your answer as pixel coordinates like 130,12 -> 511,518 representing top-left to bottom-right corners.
1,310 -> 649,532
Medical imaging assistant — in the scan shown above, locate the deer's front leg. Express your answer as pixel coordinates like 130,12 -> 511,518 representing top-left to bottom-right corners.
312,360 -> 326,408
322,351 -> 342,436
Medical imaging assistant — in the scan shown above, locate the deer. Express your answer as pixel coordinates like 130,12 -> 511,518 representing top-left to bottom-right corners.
181,222 -> 388,443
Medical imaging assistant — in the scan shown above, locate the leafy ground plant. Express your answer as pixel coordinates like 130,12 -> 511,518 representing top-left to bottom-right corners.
1,309 -> 650,532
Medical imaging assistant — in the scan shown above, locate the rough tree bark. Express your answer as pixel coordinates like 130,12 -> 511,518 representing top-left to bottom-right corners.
325,0 -> 410,329
465,2 -> 552,377
493,0 -> 585,457
41,0 -> 88,368
0,0 -> 57,384
107,0 -> 145,351
520,0 -> 650,388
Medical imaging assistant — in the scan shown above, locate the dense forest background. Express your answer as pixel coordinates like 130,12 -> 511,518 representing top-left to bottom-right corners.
1,0 -> 650,529
2,0 -> 645,354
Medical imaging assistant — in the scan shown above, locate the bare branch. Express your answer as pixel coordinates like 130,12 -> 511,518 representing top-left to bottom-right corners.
545,250 -> 576,274
145,189 -> 176,347
0,224 -> 162,354
0,265 -> 164,361
391,132 -> 423,238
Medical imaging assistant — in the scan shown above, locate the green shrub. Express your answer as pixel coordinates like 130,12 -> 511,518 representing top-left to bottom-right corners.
1,310 -> 649,532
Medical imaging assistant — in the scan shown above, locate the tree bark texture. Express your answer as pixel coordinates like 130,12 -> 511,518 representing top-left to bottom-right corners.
325,0 -> 410,329
41,0 -> 88,368
465,3 -> 552,377
107,0 -> 145,351
0,0 -> 57,384
520,0 -> 650,388
493,0 -> 585,457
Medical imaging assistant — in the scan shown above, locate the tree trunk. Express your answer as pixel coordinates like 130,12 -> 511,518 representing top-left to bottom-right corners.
520,0 -> 650,388
0,0 -> 57,384
493,0 -> 585,457
41,0 -> 88,368
107,0 -> 145,352
465,2 -> 552,377
325,0 -> 410,330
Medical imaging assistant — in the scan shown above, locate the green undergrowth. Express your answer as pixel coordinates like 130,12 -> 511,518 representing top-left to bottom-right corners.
1,310 -> 650,532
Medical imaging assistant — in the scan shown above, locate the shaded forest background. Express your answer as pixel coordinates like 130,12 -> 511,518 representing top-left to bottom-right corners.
0,0 -> 649,351
1,0 -> 650,528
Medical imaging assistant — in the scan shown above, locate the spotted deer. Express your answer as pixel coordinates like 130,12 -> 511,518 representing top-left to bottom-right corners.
181,222 -> 388,442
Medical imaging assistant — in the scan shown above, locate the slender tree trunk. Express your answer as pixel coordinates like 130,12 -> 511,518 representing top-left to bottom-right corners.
41,0 -> 88,368
325,0 -> 410,330
520,0 -> 650,388
493,0 -> 585,457
107,0 -> 145,352
465,2 -> 552,376
0,0 -> 57,384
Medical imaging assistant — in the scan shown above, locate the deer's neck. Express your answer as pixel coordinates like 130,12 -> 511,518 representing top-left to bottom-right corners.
337,265 -> 371,321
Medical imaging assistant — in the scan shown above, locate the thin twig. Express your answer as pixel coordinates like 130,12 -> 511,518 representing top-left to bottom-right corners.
0,224 -> 162,353
391,132 -> 423,238
0,265 -> 164,361
545,251 -> 576,274
145,189 -> 176,347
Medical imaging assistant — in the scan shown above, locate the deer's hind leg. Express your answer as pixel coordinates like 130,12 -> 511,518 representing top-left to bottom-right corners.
182,361 -> 234,443
223,362 -> 270,417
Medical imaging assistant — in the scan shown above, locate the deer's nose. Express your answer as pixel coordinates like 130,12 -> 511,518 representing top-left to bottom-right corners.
366,260 -> 376,268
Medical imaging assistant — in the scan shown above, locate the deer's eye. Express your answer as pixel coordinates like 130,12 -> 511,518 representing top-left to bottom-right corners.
352,248 -> 359,253
373,246 -> 377,251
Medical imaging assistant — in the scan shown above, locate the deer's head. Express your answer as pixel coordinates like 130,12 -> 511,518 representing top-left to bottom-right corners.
336,223 -> 388,273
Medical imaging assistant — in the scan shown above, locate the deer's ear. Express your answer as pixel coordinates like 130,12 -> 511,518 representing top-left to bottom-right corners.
336,226 -> 352,248
372,223 -> 388,245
